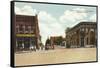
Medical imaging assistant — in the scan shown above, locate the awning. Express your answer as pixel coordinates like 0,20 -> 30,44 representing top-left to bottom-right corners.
16,34 -> 35,37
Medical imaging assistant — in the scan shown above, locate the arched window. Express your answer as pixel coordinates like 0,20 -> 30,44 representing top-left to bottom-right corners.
90,28 -> 94,32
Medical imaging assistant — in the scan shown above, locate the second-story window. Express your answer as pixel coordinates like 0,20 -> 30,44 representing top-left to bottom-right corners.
19,24 -> 23,33
25,25 -> 28,33
16,25 -> 19,33
31,26 -> 35,34
28,26 -> 31,33
23,25 -> 25,33
86,28 -> 88,33
90,28 -> 94,32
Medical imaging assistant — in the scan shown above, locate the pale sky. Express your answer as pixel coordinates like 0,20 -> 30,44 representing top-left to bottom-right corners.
15,2 -> 97,44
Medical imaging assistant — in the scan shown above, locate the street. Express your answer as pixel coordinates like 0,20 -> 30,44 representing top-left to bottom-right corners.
15,48 -> 96,66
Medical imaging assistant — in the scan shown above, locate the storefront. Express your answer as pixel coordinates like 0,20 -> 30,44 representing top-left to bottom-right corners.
16,34 -> 37,51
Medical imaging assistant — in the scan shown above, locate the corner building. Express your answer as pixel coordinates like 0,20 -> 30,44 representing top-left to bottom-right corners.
15,14 -> 41,50
65,22 -> 97,48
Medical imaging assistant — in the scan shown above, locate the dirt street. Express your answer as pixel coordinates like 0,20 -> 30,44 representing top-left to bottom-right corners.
15,48 -> 97,66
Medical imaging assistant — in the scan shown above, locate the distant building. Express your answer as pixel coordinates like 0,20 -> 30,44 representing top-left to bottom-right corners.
45,36 -> 63,50
50,36 -> 63,46
15,14 -> 41,51
65,22 -> 97,48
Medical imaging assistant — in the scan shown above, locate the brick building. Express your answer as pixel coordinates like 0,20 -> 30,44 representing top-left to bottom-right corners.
15,14 -> 41,51
65,22 -> 97,48
45,36 -> 63,50
50,36 -> 63,46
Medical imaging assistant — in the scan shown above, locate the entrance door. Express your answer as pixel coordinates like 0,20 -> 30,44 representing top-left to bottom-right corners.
17,38 -> 23,51
24,37 -> 30,50
81,38 -> 84,47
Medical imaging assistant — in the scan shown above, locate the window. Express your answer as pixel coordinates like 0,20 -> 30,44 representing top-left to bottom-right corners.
19,24 -> 23,31
31,27 -> 35,33
90,28 -> 94,32
28,26 -> 31,33
25,25 -> 29,33
86,28 -> 88,33
25,25 -> 28,31
81,28 -> 84,31
16,25 -> 19,33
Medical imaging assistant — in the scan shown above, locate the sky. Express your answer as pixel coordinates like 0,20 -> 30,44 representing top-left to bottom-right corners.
15,2 -> 97,45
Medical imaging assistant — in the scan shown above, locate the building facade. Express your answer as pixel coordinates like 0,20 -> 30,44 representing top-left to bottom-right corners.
49,36 -> 66,49
15,14 -> 41,51
50,36 -> 63,46
65,22 -> 97,48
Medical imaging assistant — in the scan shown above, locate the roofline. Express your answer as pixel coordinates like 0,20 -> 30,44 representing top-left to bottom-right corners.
15,14 -> 37,17
66,21 -> 97,33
